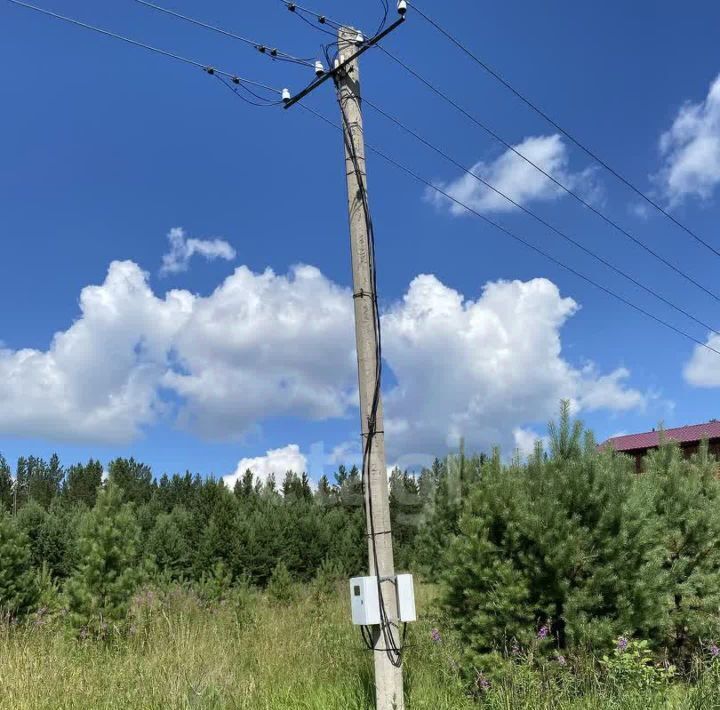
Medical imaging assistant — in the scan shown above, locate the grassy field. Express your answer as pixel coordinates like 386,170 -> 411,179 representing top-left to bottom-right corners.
0,583 -> 718,709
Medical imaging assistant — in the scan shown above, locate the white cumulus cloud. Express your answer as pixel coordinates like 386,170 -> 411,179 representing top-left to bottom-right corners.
224,444 -> 307,488
684,334 -> 720,387
0,260 -> 191,443
163,264 -> 357,439
0,259 -> 646,456
656,74 -> 720,206
381,275 -> 646,456
427,134 -> 599,215
160,227 -> 236,276
0,261 -> 355,444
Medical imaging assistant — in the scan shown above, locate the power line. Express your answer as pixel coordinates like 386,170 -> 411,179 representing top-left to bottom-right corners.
5,0 -> 283,94
361,95 -> 720,338
133,0 -> 315,67
299,102 -> 720,359
281,0 -> 345,31
408,1 -> 720,260
377,46 -> 720,304
373,0 -> 390,36
215,75 -> 283,108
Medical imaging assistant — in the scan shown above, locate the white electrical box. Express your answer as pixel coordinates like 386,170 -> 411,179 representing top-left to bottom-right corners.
396,574 -> 417,622
350,576 -> 381,625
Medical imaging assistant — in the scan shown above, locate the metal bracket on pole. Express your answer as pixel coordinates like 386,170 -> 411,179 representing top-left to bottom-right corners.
282,16 -> 405,109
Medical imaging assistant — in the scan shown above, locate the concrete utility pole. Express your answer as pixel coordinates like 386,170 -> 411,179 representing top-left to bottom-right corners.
337,26 -> 404,710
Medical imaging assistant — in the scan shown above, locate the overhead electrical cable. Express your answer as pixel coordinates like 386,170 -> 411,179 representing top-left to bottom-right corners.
376,46 -> 720,304
361,95 -> 720,339
373,0 -> 390,36
133,0 -> 315,67
215,74 -> 283,107
5,0 -> 284,95
408,1 -> 720,259
281,0 -> 343,40
299,102 -> 720,359
281,0 -> 344,30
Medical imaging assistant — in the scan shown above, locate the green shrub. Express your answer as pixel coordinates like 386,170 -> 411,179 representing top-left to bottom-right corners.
267,561 -> 295,604
197,561 -> 233,604
313,557 -> 344,599
600,637 -> 675,691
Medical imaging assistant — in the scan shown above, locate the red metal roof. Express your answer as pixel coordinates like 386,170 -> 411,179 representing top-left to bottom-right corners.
604,420 -> 720,452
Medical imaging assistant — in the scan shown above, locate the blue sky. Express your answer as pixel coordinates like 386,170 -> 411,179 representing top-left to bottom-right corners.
2,0 -> 720,484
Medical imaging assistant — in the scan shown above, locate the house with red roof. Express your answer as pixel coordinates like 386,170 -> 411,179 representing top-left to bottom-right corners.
602,420 -> 720,472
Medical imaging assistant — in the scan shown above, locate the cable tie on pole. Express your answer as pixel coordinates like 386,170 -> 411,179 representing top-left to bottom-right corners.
353,289 -> 375,299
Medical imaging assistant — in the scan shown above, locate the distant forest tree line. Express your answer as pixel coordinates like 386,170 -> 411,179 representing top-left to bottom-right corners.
0,451 -> 435,588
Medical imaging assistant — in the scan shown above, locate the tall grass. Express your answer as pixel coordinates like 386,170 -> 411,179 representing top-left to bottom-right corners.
0,583 -> 717,709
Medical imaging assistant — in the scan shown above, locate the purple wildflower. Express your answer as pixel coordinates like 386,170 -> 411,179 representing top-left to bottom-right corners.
431,628 -> 442,644
617,636 -> 629,652
537,624 -> 550,640
556,654 -> 567,666
474,671 -> 491,692
710,643 -> 719,659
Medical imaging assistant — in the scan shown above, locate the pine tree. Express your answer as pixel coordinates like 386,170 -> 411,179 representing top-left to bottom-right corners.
107,458 -> 153,505
16,500 -> 48,569
148,507 -> 192,580
0,454 -> 12,512
442,403 -> 667,665
25,456 -> 48,508
644,438 -> 720,665
27,453 -> 63,509
315,475 -> 335,507
64,459 -> 103,508
14,457 -> 29,511
0,511 -> 37,618
16,498 -> 78,581
414,449 -> 484,574
234,469 -> 255,500
265,473 -> 277,496
389,469 -> 423,569
66,483 -> 145,637
337,465 -> 363,512
194,491 -> 241,579
267,560 -> 295,603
